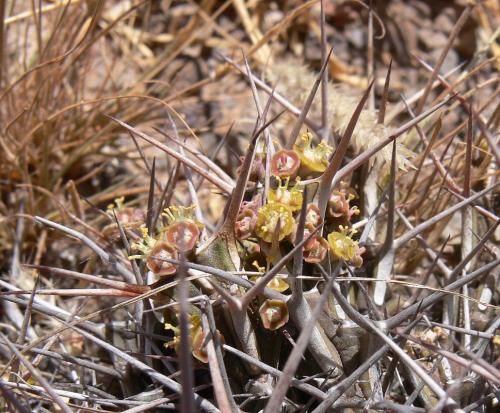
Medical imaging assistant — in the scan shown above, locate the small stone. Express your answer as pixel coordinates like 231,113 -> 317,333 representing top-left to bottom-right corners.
419,29 -> 449,50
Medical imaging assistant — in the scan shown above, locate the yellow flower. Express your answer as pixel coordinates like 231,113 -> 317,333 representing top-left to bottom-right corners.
255,203 -> 294,243
251,261 -> 290,292
293,131 -> 333,173
327,227 -> 359,262
268,178 -> 303,212
164,315 -> 224,364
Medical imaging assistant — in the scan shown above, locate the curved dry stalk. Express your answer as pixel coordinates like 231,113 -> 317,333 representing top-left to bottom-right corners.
384,223 -> 499,330
312,345 -> 386,413
23,265 -> 149,294
394,183 -> 499,248
219,52 -> 322,134
1,272 -> 209,374
400,95 -> 498,223
415,3 -> 474,114
0,380 -> 129,409
242,52 -> 275,202
225,343 -> 328,400
290,188 -> 308,299
0,282 -> 104,338
0,381 -> 32,413
177,260 -> 286,301
200,302 -> 238,412
21,345 -> 122,378
33,216 -> 137,283
378,59 -> 393,125
458,112 -> 474,349
0,332 -> 73,413
0,289 -> 140,297
176,259 -> 194,413
403,114 -> 443,202
153,127 -> 235,188
413,54 -> 500,165
328,281 -> 462,410
319,0 -> 329,139
404,335 -> 500,386
71,326 -> 220,412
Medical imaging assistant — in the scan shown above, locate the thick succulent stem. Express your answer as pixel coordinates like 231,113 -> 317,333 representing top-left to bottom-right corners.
290,294 -> 342,373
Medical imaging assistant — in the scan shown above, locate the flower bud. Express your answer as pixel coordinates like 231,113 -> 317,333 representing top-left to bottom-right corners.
235,209 -> 257,240
237,154 -> 265,181
191,327 -> 225,364
328,192 -> 350,218
305,203 -> 322,227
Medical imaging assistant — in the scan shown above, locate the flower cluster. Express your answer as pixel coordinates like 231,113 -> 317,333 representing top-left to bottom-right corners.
127,204 -> 203,279
107,130 -> 365,354
233,132 -> 364,269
